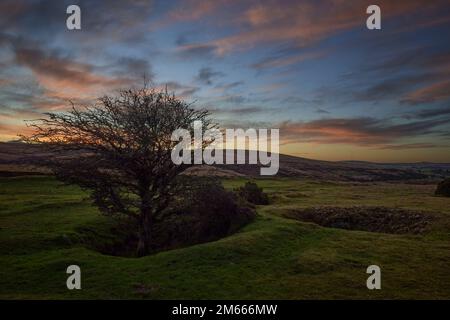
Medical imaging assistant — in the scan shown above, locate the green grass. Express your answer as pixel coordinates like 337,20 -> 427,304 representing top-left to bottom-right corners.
1,176 -> 449,299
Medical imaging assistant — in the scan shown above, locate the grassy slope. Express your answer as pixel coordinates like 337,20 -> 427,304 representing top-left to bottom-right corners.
0,176 -> 449,299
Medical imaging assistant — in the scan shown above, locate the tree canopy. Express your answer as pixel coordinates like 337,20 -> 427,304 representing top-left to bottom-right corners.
23,86 -> 216,256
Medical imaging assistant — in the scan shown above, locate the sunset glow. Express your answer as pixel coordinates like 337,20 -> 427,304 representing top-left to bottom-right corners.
1,0 -> 450,162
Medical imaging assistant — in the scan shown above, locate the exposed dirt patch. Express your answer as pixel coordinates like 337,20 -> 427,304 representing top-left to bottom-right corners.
282,206 -> 434,234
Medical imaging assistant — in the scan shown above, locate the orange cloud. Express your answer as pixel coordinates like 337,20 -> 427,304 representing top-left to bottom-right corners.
168,0 -> 226,21
278,116 -> 450,147
151,0 -> 231,30
173,0 -> 449,55
403,80 -> 450,104
0,121 -> 34,141
15,47 -> 129,102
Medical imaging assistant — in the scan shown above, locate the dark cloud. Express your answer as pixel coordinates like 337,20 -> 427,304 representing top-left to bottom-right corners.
175,34 -> 188,46
210,106 -> 268,115
334,47 -> 450,106
414,107 -> 450,118
15,47 -> 93,84
196,67 -> 224,85
176,43 -> 218,59
0,0 -> 155,44
359,47 -> 450,76
163,81 -> 199,97
222,95 -> 247,104
281,96 -> 322,107
217,119 -> 272,130
114,57 -> 154,80
214,81 -> 244,90
316,108 -> 330,114
351,75 -> 434,102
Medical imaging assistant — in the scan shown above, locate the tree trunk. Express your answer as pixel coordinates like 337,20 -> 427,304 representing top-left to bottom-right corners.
136,208 -> 152,257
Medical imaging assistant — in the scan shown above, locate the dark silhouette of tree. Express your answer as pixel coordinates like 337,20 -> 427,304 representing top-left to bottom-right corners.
22,86 -> 216,256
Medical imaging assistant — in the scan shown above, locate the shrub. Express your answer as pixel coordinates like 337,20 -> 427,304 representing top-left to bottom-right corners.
435,178 -> 450,197
154,178 -> 256,250
236,181 -> 269,205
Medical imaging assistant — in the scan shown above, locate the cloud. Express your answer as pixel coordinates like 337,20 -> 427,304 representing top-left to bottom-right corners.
351,74 -> 435,102
1,30 -> 141,101
214,81 -> 244,91
402,80 -> 450,105
218,94 -> 247,104
282,96 -> 321,105
13,46 -> 131,101
251,50 -> 326,70
413,107 -> 450,118
279,116 -> 450,146
209,106 -> 269,115
0,88 -> 69,112
0,32 -> 149,115
377,143 -> 440,150
196,67 -> 224,85
0,104 -> 41,121
176,43 -> 218,59
202,0 -> 448,55
336,47 -> 450,105
0,0 -> 155,45
114,57 -> 154,79
0,121 -> 35,140
166,0 -> 225,22
163,81 -> 199,98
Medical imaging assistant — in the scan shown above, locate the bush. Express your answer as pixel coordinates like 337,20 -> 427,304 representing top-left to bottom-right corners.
154,178 -> 256,250
236,181 -> 269,205
435,178 -> 450,197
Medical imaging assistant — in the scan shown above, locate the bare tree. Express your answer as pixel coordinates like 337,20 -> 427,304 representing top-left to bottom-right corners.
22,87 -> 216,256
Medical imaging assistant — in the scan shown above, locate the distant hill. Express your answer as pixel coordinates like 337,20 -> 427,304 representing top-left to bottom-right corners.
214,153 -> 450,182
1,142 -> 449,182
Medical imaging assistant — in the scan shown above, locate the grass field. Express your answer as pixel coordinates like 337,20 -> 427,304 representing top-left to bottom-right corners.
1,176 -> 449,299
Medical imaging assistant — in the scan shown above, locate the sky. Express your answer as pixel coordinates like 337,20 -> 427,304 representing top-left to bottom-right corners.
1,0 -> 450,162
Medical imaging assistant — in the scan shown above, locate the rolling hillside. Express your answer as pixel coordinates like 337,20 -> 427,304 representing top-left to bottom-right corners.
1,142 -> 449,181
